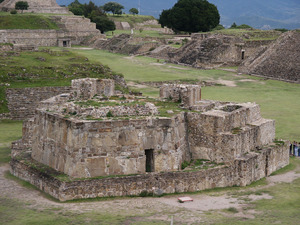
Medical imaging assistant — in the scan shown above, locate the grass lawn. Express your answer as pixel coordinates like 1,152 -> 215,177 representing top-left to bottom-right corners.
0,14 -> 58,29
0,120 -> 22,165
70,48 -> 300,141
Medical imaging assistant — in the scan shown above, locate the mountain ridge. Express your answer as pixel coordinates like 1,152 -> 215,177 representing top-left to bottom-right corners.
57,0 -> 300,29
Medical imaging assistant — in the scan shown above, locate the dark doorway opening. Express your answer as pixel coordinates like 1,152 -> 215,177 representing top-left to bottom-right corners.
63,41 -> 67,47
145,149 -> 154,172
241,50 -> 245,60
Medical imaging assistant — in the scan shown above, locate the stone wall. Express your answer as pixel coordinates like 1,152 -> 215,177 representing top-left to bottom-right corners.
58,102 -> 158,118
71,78 -> 115,99
169,34 -> 245,68
6,86 -> 71,120
169,34 -> 274,69
0,30 -> 59,46
92,34 -> 165,55
31,111 -> 189,178
160,84 -> 201,107
114,21 -> 131,30
187,103 -> 275,163
10,142 -> 289,201
238,31 -> 300,83
0,16 -> 102,46
242,40 -> 274,60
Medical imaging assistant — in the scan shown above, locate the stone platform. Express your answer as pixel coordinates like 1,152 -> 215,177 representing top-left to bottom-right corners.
9,79 -> 289,201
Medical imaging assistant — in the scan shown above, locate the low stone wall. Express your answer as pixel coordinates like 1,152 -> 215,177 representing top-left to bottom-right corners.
6,86 -> 71,120
0,15 -> 102,46
187,103 -> 275,163
10,143 -> 289,201
0,30 -> 59,46
61,102 -> 159,117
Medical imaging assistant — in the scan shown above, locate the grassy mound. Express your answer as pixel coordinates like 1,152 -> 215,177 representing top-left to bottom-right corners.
107,14 -> 156,27
0,14 -> 58,29
0,48 -> 123,113
209,28 -> 281,41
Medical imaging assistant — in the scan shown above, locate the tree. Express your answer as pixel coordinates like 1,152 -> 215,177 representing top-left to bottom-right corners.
93,16 -> 116,33
230,22 -> 237,28
129,8 -> 139,15
68,0 -> 116,33
69,0 -> 84,15
15,1 -> 29,13
102,2 -> 124,15
159,0 -> 220,33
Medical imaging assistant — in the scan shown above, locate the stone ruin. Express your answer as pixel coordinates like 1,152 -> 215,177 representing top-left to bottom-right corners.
10,78 -> 289,201
0,0 -> 104,47
238,30 -> 300,83
0,0 -> 69,14
168,33 -> 277,69
92,33 -> 162,55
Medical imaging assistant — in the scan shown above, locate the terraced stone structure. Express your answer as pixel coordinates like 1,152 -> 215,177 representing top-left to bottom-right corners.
10,79 -> 289,201
238,30 -> 300,83
0,0 -> 69,14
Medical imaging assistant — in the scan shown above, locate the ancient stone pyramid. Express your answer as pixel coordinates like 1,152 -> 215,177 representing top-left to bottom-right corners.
238,30 -> 300,82
0,0 -> 69,14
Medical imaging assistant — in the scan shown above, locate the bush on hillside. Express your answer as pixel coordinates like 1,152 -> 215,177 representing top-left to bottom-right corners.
10,9 -> 17,14
129,8 -> 139,15
274,28 -> 289,33
230,23 -> 253,29
212,24 -> 225,31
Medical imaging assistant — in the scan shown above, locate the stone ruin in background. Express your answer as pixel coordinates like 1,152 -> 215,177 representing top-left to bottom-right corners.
10,78 -> 289,201
0,0 -> 69,14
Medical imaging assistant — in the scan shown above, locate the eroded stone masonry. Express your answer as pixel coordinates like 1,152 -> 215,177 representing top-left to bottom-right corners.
10,78 -> 289,201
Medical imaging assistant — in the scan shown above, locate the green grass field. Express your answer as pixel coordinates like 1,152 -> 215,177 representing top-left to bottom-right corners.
107,14 -> 155,27
70,48 -> 300,141
0,120 -> 22,165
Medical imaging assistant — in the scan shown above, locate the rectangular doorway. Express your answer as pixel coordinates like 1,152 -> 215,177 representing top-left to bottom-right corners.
145,149 -> 154,172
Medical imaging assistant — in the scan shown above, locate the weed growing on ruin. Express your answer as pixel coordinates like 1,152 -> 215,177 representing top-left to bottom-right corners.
225,207 -> 239,213
232,127 -> 242,134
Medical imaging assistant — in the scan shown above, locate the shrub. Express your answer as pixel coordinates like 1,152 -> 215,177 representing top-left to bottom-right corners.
181,160 -> 190,170
106,111 -> 114,117
139,190 -> 153,197
10,10 -> 17,14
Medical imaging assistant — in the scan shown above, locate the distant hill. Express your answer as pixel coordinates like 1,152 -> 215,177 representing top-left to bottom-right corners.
57,0 -> 300,30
